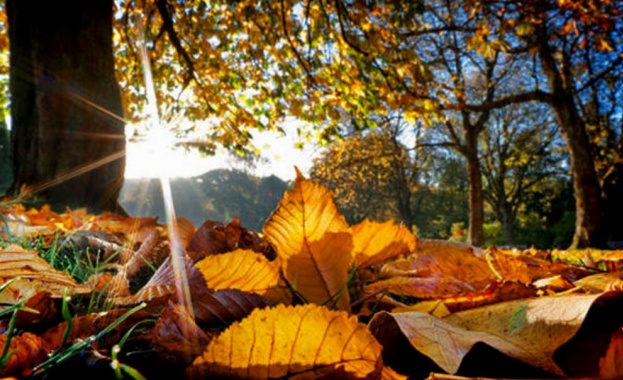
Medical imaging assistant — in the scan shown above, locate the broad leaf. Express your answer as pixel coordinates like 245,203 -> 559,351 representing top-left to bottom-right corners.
263,171 -> 353,311
188,304 -> 382,379
152,302 -> 212,367
352,219 -> 416,269
195,249 -> 284,301
369,292 -> 614,376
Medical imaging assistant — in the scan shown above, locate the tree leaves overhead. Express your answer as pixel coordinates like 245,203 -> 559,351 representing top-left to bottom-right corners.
263,170 -> 353,311
188,304 -> 383,379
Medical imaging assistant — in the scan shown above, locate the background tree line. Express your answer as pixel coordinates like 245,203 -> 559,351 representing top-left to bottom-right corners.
0,0 -> 620,248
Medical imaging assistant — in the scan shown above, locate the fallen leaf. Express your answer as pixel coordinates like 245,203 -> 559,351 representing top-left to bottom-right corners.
352,219 -> 416,269
487,247 -> 588,284
16,291 -> 57,327
263,171 -> 353,311
0,333 -> 50,377
41,308 -> 151,350
193,289 -> 273,326
195,249 -> 282,297
599,327 -> 623,377
188,304 -> 382,379
574,272 -> 623,292
380,239 -> 493,290
186,218 -> 273,261
369,292 -> 612,376
0,245 -> 91,303
152,302 -> 212,367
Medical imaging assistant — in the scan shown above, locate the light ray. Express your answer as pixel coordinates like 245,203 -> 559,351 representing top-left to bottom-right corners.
134,8 -> 194,318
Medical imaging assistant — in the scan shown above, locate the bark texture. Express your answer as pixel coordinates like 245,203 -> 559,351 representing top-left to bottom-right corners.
7,0 -> 125,212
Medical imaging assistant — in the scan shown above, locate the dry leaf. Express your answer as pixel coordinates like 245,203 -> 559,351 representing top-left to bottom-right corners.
574,272 -> 623,292
152,302 -> 212,367
188,304 -> 382,379
0,333 -> 50,377
599,327 -> 623,377
41,309 -> 151,350
263,171 -> 353,311
187,218 -> 273,261
369,292 -> 611,376
193,289 -> 273,325
195,249 -> 282,297
487,247 -> 588,284
352,219 -> 416,269
0,245 -> 91,303
380,239 -> 493,290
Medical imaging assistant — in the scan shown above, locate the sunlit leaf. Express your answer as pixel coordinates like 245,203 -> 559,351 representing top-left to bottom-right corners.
263,171 -> 353,311
195,249 -> 281,296
369,292 -> 614,375
188,304 -> 382,379
352,219 -> 416,269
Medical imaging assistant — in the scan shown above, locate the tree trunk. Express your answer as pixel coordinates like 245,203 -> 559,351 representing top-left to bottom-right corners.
536,28 -> 605,248
465,131 -> 485,246
7,0 -> 125,213
0,116 -> 10,195
501,202 -> 516,246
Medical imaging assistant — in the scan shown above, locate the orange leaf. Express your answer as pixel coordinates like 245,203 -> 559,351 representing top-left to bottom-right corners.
188,304 -> 382,379
263,171 -> 353,311
0,333 -> 50,377
352,219 -> 416,269
195,249 -> 281,296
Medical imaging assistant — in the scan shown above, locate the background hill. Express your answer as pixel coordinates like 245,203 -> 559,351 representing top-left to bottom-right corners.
119,168 -> 290,232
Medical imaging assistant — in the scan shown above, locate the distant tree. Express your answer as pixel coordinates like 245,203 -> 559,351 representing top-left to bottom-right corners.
310,116 -> 432,229
480,102 -> 565,245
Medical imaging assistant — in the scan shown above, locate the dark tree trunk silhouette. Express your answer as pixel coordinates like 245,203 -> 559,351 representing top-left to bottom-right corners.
535,26 -> 605,248
7,0 -> 125,212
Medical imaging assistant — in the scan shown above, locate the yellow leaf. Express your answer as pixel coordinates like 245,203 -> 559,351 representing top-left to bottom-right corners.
188,304 -> 382,379
195,249 -> 287,302
352,219 -> 416,269
263,170 -> 353,311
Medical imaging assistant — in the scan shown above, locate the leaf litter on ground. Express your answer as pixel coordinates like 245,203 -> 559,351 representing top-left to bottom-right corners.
1,173 -> 623,379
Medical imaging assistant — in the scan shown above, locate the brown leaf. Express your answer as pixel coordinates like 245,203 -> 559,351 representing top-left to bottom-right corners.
369,292 -> 612,376
0,333 -> 50,377
380,239 -> 493,290
0,245 -> 91,305
16,291 -> 57,327
193,289 -> 273,326
114,254 -> 204,306
152,302 -> 212,367
187,218 -> 273,261
487,247 -> 588,284
352,219 -> 416,269
263,172 -> 353,311
41,309 -> 151,350
599,327 -> 623,377
364,275 -> 479,300
188,304 -> 382,379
